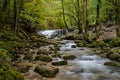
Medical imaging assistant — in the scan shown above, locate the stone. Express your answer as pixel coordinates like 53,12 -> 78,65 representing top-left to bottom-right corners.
104,61 -> 120,67
71,45 -> 77,48
52,61 -> 67,66
23,55 -> 33,61
63,55 -> 76,60
35,55 -> 52,62
108,53 -> 120,60
34,66 -> 59,78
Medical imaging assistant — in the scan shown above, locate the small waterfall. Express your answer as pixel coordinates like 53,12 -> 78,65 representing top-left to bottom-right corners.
37,29 -> 68,38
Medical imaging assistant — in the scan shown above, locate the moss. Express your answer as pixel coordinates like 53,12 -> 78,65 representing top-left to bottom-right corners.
8,69 -> 24,80
104,61 -> 120,67
0,66 -> 24,80
51,54 -> 61,58
0,48 -> 11,61
90,33 -> 98,41
54,46 -> 60,51
34,66 -> 59,78
110,37 -> 120,47
0,32 -> 21,41
35,55 -> 52,62
23,55 -> 33,61
37,49 -> 48,55
89,41 -> 106,48
63,55 -> 76,60
75,40 -> 84,47
12,54 -> 20,61
52,61 -> 67,66
18,66 -> 30,73
108,53 -> 120,60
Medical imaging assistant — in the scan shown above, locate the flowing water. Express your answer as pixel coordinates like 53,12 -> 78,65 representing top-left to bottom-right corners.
37,29 -> 68,38
38,30 -> 120,80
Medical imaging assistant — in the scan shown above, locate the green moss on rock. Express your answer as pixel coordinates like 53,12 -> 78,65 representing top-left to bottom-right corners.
110,37 -> 120,47
104,61 -> 120,67
23,55 -> 33,61
108,53 -> 120,60
52,61 -> 67,66
63,55 -> 76,60
34,66 -> 59,78
35,55 -> 52,62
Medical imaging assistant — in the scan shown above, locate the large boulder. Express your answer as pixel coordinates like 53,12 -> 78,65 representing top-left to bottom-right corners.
110,37 -> 120,47
34,66 -> 59,78
104,61 -> 120,67
108,53 -> 120,60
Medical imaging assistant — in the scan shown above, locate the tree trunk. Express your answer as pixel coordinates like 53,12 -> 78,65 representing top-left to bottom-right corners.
95,0 -> 101,38
61,0 -> 69,31
76,0 -> 82,33
14,0 -> 22,33
82,0 -> 89,41
115,0 -> 120,37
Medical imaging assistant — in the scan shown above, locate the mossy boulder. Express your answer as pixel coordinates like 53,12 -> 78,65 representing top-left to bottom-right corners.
63,55 -> 76,60
23,55 -> 33,61
52,61 -> 67,66
54,46 -> 60,51
104,61 -> 120,67
37,49 -> 48,55
91,41 -> 106,48
12,54 -> 21,61
110,37 -> 120,47
35,55 -> 52,62
108,47 -> 120,54
108,53 -> 120,60
76,41 -> 84,47
51,54 -> 61,58
34,66 -> 59,78
90,33 -> 98,41
18,66 -> 30,73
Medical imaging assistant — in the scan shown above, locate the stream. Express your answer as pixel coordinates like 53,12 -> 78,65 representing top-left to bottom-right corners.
37,30 -> 120,80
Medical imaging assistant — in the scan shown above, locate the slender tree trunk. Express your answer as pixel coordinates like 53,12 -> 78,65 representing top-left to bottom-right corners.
82,0 -> 89,41
14,0 -> 18,33
61,0 -> 69,31
115,0 -> 120,37
95,0 -> 101,38
76,0 -> 82,33
14,0 -> 22,33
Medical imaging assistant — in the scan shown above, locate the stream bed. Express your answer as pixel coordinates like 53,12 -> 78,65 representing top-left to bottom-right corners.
38,30 -> 120,80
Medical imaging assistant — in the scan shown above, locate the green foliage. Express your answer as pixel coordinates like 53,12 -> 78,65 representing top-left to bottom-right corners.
0,64 -> 24,80
0,48 -> 11,61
